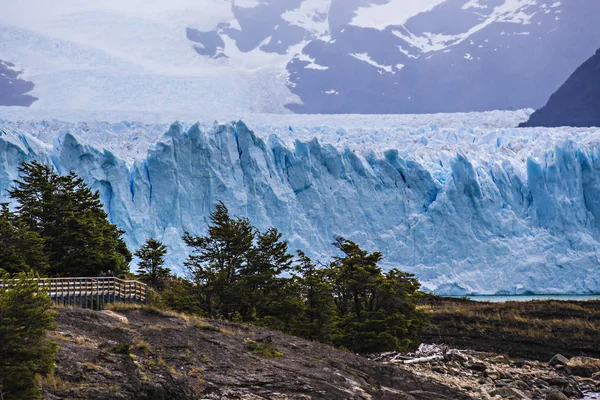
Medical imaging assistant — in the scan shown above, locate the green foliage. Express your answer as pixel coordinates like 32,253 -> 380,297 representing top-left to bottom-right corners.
7,161 -> 131,277
327,237 -> 426,353
291,251 -> 336,342
111,343 -> 131,355
135,238 -> 170,290
245,338 -> 283,358
184,201 -> 299,327
0,204 -> 48,275
160,278 -> 203,315
0,271 -> 58,400
183,203 -> 427,354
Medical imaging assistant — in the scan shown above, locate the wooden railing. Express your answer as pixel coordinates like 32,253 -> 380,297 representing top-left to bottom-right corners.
2,277 -> 148,310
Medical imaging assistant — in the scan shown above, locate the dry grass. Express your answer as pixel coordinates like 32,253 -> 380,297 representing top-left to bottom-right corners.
48,331 -> 73,342
134,338 -> 152,353
105,302 -> 238,338
104,303 -> 146,312
82,361 -> 103,371
105,303 -> 198,322
38,373 -> 71,391
421,299 -> 600,336
421,298 -> 600,358
195,322 -> 234,336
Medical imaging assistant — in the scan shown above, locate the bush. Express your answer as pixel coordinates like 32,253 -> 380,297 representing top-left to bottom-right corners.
0,271 -> 58,400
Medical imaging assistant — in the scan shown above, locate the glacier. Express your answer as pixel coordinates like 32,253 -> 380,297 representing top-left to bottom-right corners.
1,112 -> 600,295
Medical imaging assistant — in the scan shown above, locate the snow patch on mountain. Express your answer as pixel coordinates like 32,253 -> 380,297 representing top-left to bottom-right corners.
350,0 -> 446,30
282,0 -> 332,39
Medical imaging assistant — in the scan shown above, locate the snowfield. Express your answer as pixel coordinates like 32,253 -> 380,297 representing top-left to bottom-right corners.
1,110 -> 600,295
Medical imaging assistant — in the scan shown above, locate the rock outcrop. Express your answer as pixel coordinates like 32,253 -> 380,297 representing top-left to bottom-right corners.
43,307 -> 471,400
376,345 -> 600,399
520,48 -> 600,128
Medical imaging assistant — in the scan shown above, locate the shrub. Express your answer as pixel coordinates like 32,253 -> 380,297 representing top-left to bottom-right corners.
0,271 -> 58,400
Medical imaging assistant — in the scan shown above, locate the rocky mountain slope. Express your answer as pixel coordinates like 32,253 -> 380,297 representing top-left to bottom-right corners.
1,0 -> 599,116
43,307 -> 469,399
520,48 -> 600,128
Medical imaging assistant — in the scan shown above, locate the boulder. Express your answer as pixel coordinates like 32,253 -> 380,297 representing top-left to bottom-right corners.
509,380 -> 531,390
545,376 -> 569,386
549,354 -> 570,367
469,362 -> 487,372
489,387 -> 531,399
545,392 -> 568,400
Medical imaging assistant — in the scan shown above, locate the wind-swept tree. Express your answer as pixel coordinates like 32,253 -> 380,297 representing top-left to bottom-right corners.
183,202 -> 300,327
327,237 -> 426,353
135,238 -> 170,290
239,227 -> 295,322
183,202 -> 427,353
8,161 -> 131,277
183,201 -> 255,318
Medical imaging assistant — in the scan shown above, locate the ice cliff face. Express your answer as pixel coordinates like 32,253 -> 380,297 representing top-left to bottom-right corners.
1,115 -> 600,295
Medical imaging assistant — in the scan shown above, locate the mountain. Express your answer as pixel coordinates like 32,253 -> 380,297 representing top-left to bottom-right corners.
1,0 -> 599,117
0,59 -> 37,106
2,112 -> 600,296
520,48 -> 600,128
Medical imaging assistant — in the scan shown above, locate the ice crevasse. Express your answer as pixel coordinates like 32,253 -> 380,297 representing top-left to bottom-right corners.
1,117 -> 600,295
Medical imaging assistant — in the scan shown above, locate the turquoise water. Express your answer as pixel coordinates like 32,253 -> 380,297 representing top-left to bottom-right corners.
444,294 -> 600,302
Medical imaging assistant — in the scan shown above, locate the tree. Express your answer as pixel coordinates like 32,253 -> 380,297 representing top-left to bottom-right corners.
292,250 -> 335,342
8,161 -> 131,277
183,201 -> 255,319
183,202 -> 301,329
0,271 -> 58,400
0,204 -> 48,275
239,227 -> 295,322
182,203 -> 427,353
135,238 -> 170,290
160,278 -> 204,315
327,237 -> 426,353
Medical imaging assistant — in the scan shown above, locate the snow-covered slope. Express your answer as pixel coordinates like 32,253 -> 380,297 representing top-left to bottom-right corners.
2,111 -> 600,295
1,0 -> 599,115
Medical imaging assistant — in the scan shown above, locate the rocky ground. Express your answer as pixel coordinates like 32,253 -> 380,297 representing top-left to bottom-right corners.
42,307 -> 470,400
374,344 -> 600,400
40,301 -> 600,399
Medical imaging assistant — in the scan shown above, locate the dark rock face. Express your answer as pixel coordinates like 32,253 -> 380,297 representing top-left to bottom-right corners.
186,27 -> 227,59
520,48 -> 600,128
0,59 -> 38,107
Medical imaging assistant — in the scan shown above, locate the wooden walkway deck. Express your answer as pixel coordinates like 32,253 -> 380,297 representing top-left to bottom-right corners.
3,277 -> 148,310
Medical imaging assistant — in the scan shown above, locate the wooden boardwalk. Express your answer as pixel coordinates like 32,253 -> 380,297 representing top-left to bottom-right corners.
6,277 -> 149,310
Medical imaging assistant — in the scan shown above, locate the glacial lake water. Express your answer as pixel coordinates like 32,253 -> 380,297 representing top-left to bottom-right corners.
443,295 -> 600,302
